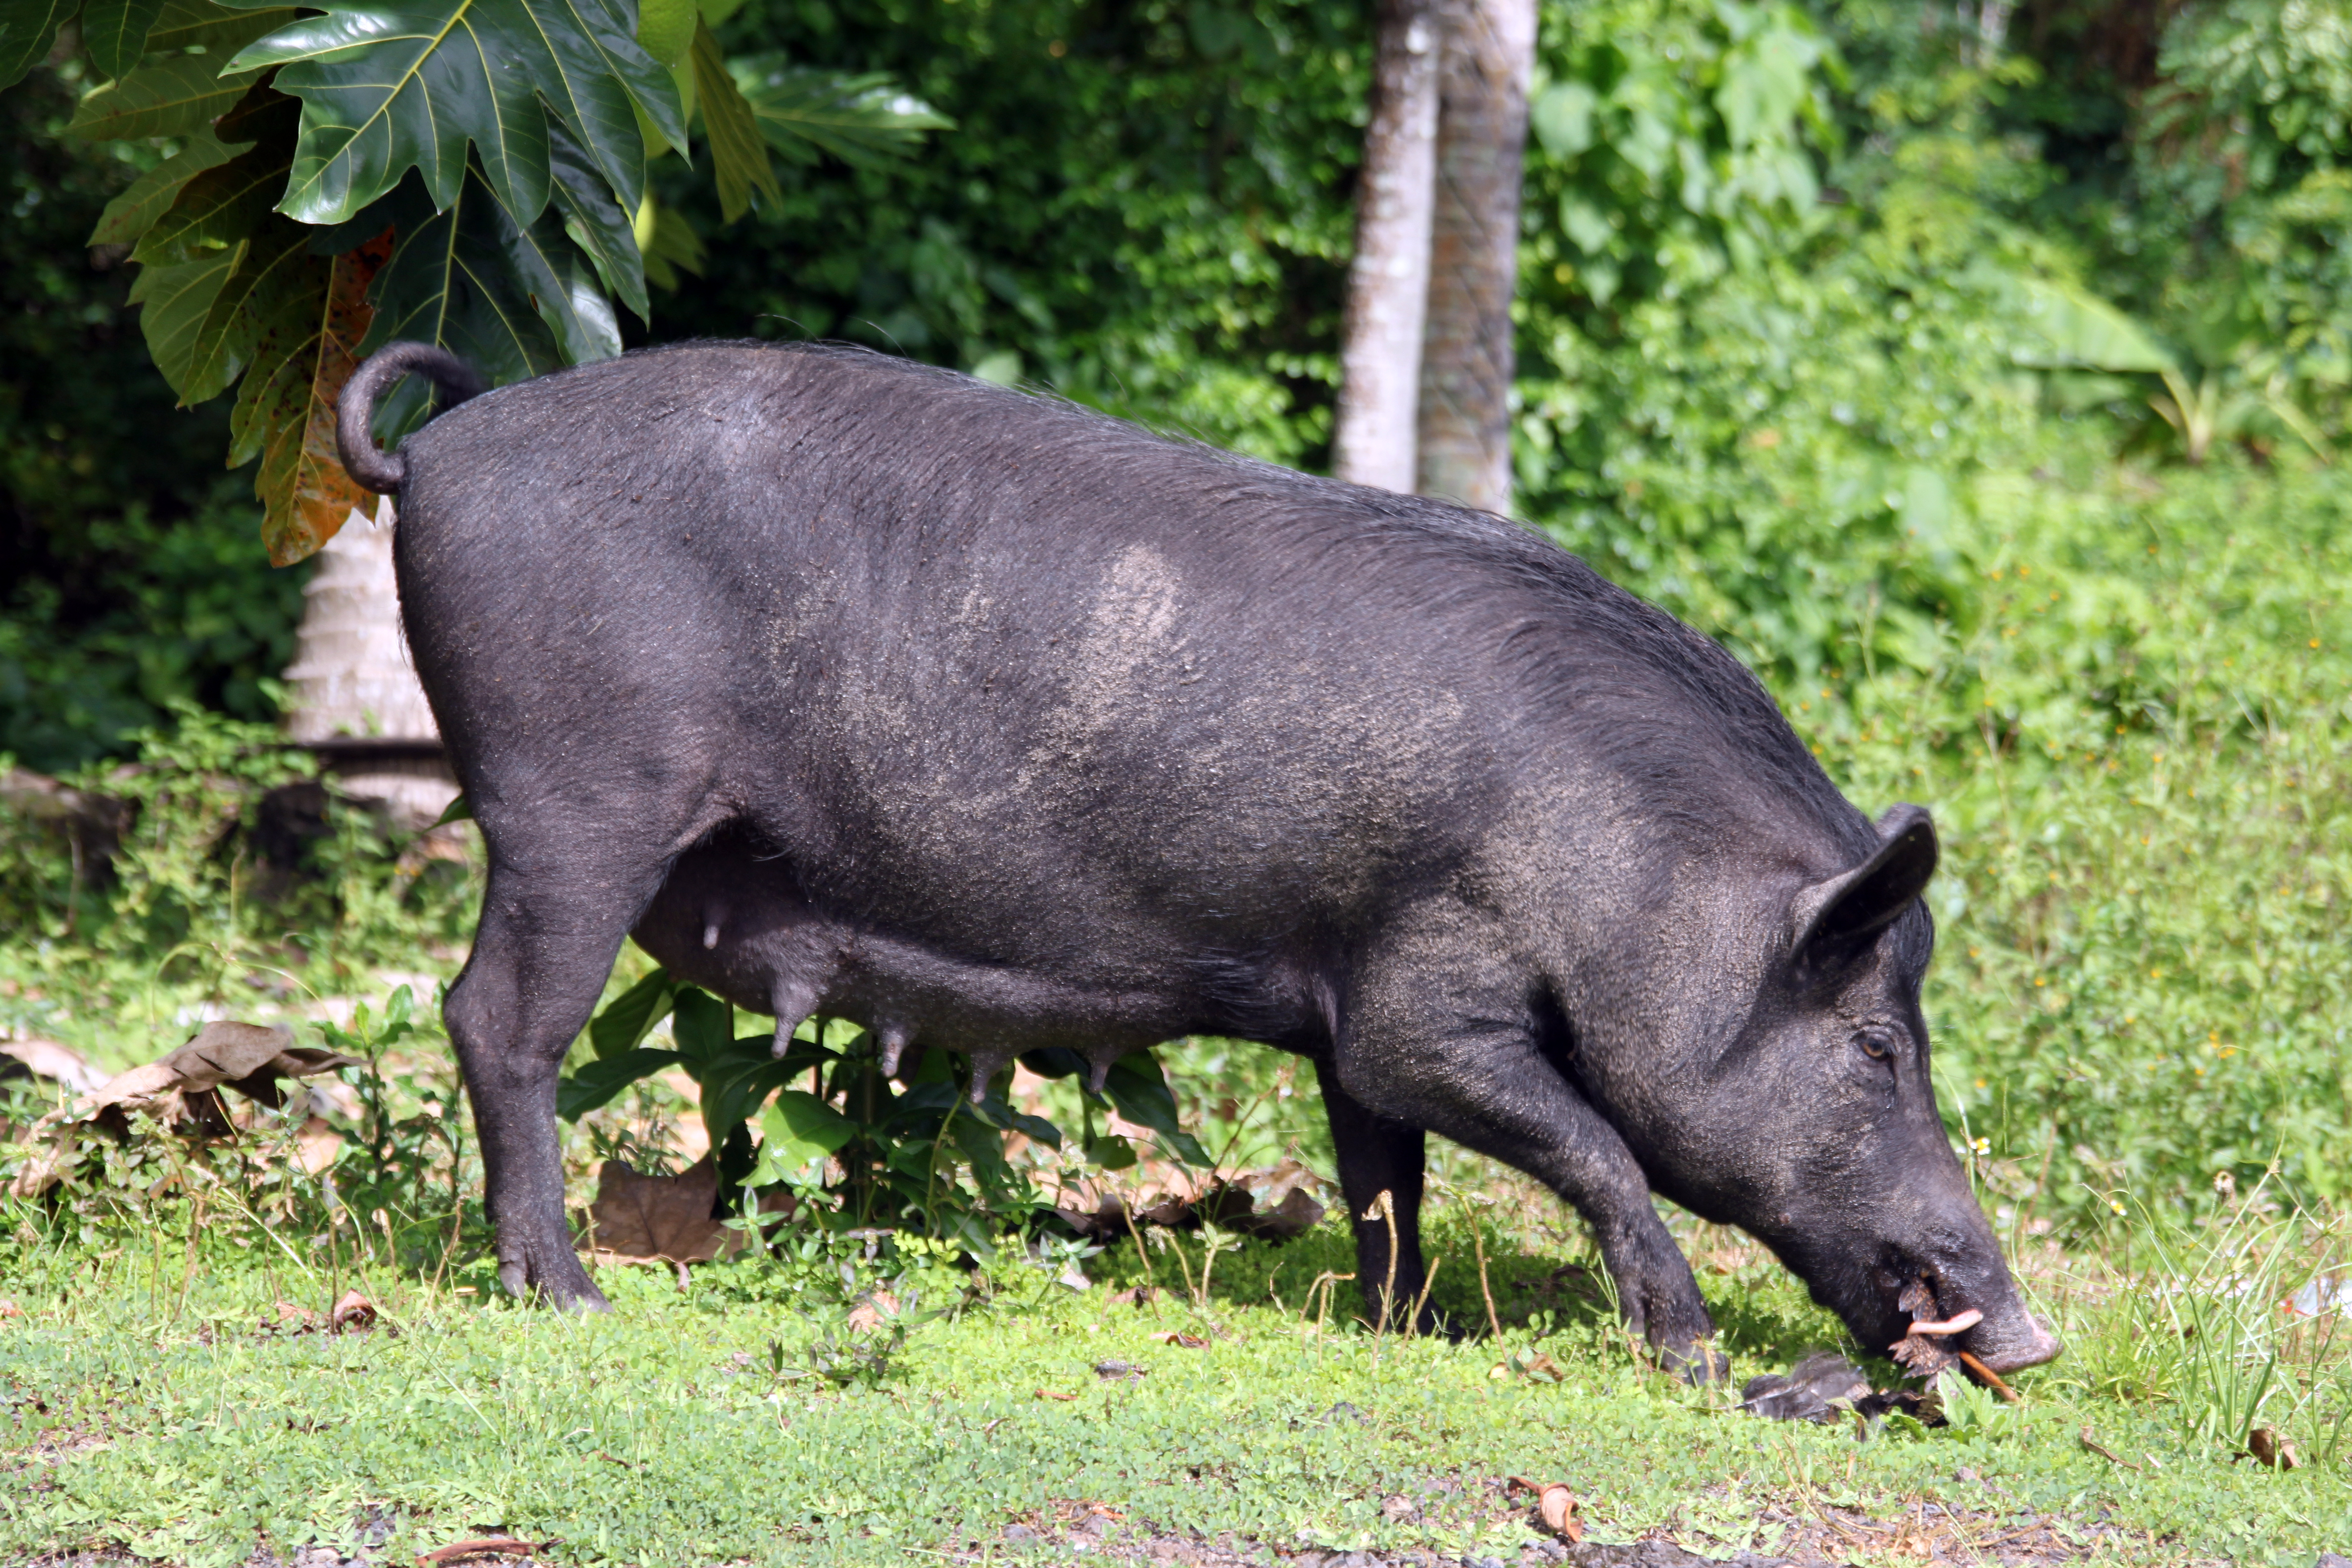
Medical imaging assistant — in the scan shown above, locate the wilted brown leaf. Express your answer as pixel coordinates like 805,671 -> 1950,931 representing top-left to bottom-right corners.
1034,1388 -> 1078,1402
12,1022 -> 362,1198
1148,1330 -> 1209,1349
0,1298 -> 22,1321
266,1300 -> 320,1333
1507,1477 -> 1583,1543
0,1035 -> 105,1093
247,230 -> 393,565
582,1156 -> 731,1265
330,1290 -> 377,1333
845,1290 -> 900,1333
2247,1426 -> 2301,1470
416,1539 -> 553,1565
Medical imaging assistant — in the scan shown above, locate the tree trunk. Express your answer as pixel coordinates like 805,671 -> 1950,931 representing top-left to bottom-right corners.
1331,0 -> 1442,493
1416,0 -> 1535,515
281,501 -> 458,829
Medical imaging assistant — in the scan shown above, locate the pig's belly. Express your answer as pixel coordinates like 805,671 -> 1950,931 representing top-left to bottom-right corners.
626,842 -> 1276,1075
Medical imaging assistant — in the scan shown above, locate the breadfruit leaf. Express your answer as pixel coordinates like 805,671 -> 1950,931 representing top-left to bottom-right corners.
144,0 -> 298,56
0,0 -> 77,92
69,53 -> 263,139
128,243 -> 242,401
89,125 -> 237,245
237,229 -> 394,563
81,0 -> 164,80
690,15 -> 775,222
133,134 -> 293,264
733,56 -> 949,168
226,0 -> 684,227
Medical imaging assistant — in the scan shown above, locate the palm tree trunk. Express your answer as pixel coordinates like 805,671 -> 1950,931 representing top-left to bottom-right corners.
281,501 -> 458,829
1416,0 -> 1535,514
1331,0 -> 1442,493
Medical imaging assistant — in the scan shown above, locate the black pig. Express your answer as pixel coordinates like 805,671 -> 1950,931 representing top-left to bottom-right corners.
338,339 -> 2059,1377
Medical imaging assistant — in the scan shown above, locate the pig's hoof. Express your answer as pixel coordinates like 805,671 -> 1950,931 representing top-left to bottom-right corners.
497,1247 -> 611,1312
1661,1340 -> 1729,1384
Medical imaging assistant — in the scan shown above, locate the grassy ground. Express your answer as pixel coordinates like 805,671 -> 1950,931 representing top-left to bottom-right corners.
4,1182 -> 2350,1568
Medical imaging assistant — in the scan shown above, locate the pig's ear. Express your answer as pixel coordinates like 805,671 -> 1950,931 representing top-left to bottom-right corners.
1790,804 -> 1938,967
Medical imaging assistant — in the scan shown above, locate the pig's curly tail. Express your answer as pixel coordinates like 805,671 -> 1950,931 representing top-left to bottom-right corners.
337,342 -> 487,493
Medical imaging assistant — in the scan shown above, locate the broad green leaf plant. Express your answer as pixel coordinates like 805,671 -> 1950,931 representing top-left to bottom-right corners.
3,0 -> 944,563
558,967 -> 1213,1252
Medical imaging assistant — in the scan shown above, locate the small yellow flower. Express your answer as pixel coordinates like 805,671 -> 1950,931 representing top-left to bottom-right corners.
2109,1198 -> 2126,1215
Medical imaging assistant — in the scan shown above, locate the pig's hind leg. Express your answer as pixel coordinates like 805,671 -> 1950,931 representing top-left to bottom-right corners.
444,837 -> 678,1311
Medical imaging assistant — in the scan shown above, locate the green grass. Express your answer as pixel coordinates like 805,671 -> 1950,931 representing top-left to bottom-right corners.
3,1210 -> 2349,1568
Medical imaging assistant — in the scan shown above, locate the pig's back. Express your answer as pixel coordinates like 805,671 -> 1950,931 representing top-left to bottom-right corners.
392,342 -> 1843,966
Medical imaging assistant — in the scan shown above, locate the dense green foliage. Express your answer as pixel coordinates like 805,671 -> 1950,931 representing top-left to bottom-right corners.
651,0 -> 1366,464
0,69 -> 301,773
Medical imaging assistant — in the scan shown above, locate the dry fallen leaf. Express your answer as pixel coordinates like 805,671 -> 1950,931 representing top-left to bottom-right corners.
0,1298 -> 22,1321
416,1539 -> 552,1565
2247,1426 -> 2302,1470
12,1022 -> 361,1197
330,1290 -> 377,1334
845,1290 -> 900,1333
0,1035 -> 105,1093
268,1300 -> 320,1333
1148,1330 -> 1209,1348
579,1156 -> 740,1266
1507,1477 -> 1583,1543
1035,1388 -> 1078,1402
1105,1285 -> 1158,1307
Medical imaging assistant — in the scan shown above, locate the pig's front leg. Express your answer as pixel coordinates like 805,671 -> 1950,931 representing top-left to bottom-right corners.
1336,935 -> 1722,1378
1313,1059 -> 1437,1333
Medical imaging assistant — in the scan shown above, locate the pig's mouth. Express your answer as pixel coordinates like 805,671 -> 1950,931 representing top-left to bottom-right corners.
1872,1269 -> 2062,1378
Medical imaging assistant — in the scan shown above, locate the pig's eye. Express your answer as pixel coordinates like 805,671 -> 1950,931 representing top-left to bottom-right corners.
1858,1031 -> 1896,1061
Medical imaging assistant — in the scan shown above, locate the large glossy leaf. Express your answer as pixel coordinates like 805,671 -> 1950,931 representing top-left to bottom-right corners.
233,229 -> 393,562
351,164 -> 590,440
145,0 -> 297,55
178,213 -> 323,407
89,125 -> 236,245
588,969 -> 676,1062
634,192 -> 702,292
495,164 -> 624,361
127,244 -> 241,402
134,134 -> 292,264
752,1090 -> 857,1183
1,0 -> 76,91
83,0 -> 165,79
690,16 -> 775,222
630,0 -> 686,66
227,0 -> 684,227
733,57 -> 948,167
557,1046 -> 686,1121
70,53 -> 263,139
548,115 -> 645,321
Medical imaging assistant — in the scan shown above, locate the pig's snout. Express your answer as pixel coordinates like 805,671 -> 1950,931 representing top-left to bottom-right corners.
1960,1306 -> 2063,1374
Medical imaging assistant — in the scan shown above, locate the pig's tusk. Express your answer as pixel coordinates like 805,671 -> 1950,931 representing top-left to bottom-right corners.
1906,1308 -> 1984,1337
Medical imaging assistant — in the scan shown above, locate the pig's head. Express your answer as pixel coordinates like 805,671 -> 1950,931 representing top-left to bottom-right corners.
1663,804 -> 2061,1376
